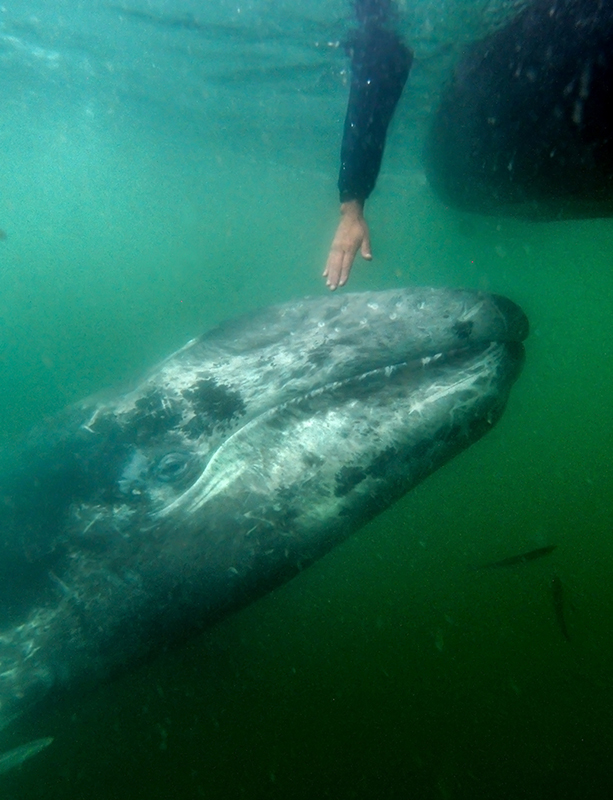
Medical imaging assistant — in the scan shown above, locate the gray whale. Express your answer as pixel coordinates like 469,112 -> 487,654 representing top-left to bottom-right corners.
0,287 -> 527,728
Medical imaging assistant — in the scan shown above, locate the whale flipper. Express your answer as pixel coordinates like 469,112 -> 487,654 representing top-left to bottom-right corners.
0,737 -> 53,775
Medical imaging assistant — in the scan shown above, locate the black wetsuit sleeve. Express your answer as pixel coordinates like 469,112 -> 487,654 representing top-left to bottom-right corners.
338,24 -> 413,203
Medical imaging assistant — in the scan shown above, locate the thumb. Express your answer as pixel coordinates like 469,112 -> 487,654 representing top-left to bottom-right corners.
361,234 -> 372,261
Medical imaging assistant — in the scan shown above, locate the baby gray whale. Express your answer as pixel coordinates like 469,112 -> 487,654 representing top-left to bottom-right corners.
0,287 -> 527,739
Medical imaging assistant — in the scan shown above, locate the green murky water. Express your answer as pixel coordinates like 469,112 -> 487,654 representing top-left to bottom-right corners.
0,2 -> 612,797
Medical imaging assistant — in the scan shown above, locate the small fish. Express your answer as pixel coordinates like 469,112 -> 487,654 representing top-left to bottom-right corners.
551,574 -> 571,642
0,737 -> 53,775
473,544 -> 557,570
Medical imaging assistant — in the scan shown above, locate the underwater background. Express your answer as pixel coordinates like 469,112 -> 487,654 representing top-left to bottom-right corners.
0,0 -> 612,797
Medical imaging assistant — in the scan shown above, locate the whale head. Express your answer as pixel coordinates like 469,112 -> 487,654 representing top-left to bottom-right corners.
0,287 -> 527,726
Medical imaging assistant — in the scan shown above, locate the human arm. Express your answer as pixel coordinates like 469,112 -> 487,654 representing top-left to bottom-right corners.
324,18 -> 412,289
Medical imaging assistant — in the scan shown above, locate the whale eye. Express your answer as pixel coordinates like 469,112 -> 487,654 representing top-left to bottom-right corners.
155,453 -> 192,482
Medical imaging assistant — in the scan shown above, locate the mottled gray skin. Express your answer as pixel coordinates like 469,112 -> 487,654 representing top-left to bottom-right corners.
0,288 -> 527,726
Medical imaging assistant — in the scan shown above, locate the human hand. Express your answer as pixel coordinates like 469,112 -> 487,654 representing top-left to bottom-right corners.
323,200 -> 372,290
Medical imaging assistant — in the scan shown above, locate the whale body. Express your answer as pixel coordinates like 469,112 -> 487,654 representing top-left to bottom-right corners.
0,287 -> 527,727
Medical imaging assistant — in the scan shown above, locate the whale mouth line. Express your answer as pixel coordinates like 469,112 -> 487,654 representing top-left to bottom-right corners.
399,342 -> 491,371
362,339 -> 524,382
